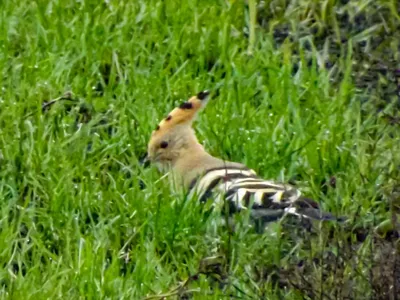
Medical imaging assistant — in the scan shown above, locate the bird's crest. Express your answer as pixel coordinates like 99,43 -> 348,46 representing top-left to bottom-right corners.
145,90 -> 211,169
150,90 -> 210,138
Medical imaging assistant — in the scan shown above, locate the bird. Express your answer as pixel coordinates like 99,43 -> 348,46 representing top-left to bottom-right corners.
143,90 -> 345,229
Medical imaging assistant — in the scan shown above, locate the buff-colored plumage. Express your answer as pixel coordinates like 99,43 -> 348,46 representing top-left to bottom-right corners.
147,91 -> 247,186
145,90 -> 345,224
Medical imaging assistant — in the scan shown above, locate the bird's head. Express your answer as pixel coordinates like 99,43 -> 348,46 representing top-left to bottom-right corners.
145,90 -> 211,172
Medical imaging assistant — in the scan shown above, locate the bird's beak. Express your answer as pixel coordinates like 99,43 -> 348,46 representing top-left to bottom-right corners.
139,152 -> 151,168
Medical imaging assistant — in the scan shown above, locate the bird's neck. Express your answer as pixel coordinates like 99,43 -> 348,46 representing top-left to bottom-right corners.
172,145 -> 221,187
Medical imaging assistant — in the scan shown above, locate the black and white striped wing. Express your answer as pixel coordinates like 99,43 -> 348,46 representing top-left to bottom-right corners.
189,167 -> 337,222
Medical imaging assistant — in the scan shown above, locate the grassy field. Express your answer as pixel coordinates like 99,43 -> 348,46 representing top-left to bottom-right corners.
1,0 -> 400,299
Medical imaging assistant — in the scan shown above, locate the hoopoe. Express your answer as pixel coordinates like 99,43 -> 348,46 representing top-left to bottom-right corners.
143,91 -> 344,225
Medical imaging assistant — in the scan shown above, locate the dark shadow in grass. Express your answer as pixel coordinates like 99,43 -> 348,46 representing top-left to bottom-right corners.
253,0 -> 400,110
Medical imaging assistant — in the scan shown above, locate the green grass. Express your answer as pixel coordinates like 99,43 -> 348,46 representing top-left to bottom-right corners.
0,0 -> 399,299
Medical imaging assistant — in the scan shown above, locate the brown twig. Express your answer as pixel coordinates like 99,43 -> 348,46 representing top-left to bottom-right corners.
24,91 -> 77,118
142,274 -> 200,300
143,266 -> 255,300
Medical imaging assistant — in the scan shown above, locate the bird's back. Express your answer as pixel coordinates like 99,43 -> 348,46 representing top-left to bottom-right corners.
188,165 -> 341,224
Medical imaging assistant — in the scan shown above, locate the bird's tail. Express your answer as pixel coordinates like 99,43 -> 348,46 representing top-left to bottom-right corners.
284,207 -> 347,222
250,197 -> 347,224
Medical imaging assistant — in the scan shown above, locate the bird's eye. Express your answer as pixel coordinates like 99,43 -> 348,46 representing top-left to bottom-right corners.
160,141 -> 169,149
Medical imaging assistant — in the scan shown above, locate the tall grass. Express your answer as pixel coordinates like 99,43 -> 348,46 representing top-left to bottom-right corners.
0,0 -> 399,299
